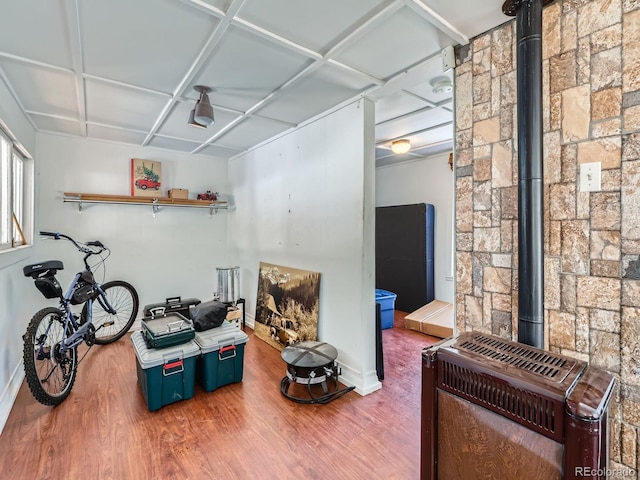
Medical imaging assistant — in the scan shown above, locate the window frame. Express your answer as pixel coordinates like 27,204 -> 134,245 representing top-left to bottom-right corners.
0,128 -> 32,251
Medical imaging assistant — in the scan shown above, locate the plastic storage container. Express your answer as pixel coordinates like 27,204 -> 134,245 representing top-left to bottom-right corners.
143,296 -> 201,319
131,331 -> 200,411
376,289 -> 397,329
141,313 -> 195,349
193,321 -> 249,392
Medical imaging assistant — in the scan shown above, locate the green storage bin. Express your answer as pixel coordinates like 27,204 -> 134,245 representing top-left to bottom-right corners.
131,331 -> 200,411
194,321 -> 249,392
141,312 -> 195,349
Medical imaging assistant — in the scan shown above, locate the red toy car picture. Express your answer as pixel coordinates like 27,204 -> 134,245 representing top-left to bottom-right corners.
135,177 -> 161,190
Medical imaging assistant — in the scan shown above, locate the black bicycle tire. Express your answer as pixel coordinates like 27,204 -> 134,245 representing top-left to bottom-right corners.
83,280 -> 139,344
23,307 -> 78,406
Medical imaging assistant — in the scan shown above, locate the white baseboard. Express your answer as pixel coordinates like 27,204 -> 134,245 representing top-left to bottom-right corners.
336,360 -> 382,396
0,359 -> 24,435
244,312 -> 255,329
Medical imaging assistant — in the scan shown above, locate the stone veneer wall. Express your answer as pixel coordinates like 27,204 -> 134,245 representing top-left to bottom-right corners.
454,0 -> 640,474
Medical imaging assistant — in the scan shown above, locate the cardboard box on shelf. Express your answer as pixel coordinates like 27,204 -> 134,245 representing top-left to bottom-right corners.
168,188 -> 189,199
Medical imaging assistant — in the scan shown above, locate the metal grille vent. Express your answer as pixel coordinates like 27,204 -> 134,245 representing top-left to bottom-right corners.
457,334 -> 568,380
441,361 -> 557,436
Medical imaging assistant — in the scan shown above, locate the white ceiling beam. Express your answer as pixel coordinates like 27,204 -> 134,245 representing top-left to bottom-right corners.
142,0 -> 248,147
378,119 -> 453,144
25,110 -> 80,123
0,52 -> 74,74
223,2 -> 402,119
376,100 -> 452,127
64,0 -> 87,136
191,61 -> 322,153
0,67 -> 38,133
363,50 -> 442,100
83,74 -> 172,98
190,115 -> 248,154
326,59 -> 383,86
403,0 -> 468,46
85,121 -> 148,134
180,0 -> 226,18
232,17 -> 322,61
324,1 -> 405,58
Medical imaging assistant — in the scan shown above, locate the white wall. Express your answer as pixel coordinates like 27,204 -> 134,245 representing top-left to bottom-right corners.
35,134 -> 230,307
375,152 -> 455,304
0,78 -> 38,431
0,131 -> 231,432
228,99 -> 380,395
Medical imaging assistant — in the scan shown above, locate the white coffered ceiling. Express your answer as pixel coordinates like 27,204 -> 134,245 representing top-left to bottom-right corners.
0,0 -> 511,165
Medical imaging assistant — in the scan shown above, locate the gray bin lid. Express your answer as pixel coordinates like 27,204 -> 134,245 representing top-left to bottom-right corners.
142,313 -> 193,335
194,321 -> 249,354
131,331 -> 200,369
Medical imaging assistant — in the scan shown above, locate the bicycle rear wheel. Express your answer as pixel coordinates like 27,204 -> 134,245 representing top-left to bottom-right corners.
83,280 -> 139,344
23,307 -> 78,406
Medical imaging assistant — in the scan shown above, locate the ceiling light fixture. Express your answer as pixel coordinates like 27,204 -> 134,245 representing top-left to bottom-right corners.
391,139 -> 411,154
430,76 -> 453,95
190,85 -> 214,127
188,108 -> 206,129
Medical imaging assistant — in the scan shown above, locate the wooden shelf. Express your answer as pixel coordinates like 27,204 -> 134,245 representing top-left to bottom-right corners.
63,192 -> 229,215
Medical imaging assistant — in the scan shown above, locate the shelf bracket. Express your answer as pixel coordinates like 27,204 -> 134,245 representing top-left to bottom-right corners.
77,200 -> 83,213
209,204 -> 219,216
152,198 -> 159,216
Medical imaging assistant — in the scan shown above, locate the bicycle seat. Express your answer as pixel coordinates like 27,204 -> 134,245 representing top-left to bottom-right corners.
23,260 -> 64,278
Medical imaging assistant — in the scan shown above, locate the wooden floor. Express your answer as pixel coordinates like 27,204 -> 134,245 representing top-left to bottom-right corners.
0,312 -> 440,479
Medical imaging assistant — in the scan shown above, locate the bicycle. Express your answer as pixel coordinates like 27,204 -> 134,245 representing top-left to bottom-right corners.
22,231 -> 139,406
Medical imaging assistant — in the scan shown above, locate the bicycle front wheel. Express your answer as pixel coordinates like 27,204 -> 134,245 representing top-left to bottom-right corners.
83,280 -> 139,344
23,307 -> 78,406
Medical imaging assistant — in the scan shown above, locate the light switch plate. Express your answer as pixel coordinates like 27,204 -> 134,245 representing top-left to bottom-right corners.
580,161 -> 601,192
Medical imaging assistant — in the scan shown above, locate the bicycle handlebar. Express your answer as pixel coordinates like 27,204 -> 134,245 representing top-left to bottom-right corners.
39,231 -> 108,255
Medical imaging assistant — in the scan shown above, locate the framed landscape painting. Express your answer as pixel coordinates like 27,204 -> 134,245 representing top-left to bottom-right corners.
254,262 -> 321,351
131,158 -> 162,197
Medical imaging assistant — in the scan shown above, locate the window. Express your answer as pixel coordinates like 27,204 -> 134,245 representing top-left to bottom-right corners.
0,129 -> 32,250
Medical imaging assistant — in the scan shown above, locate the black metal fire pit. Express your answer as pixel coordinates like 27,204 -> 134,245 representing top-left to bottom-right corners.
280,341 -> 355,404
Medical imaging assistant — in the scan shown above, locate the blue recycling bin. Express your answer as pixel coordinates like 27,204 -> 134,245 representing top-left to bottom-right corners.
376,289 -> 397,329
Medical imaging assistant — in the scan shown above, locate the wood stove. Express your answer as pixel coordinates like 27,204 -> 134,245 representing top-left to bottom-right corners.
421,333 -> 615,479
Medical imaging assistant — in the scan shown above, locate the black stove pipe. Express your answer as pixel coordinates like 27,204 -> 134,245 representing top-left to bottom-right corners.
503,0 -> 550,349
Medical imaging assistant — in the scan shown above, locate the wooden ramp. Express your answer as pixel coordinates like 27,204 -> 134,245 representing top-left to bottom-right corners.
404,300 -> 454,339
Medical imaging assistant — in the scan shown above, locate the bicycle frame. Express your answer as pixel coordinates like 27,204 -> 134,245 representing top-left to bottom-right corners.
36,270 -> 117,357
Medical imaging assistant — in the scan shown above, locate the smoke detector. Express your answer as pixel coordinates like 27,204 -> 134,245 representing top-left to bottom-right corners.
430,76 -> 453,94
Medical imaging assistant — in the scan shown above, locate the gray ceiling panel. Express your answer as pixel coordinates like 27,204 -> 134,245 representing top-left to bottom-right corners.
0,1 -> 508,161
87,124 -> 148,146
255,64 -> 374,125
85,79 -> 169,131
190,26 -> 313,112
0,0 -> 73,68
216,117 -> 291,150
148,136 -> 202,153
239,0 -> 389,52
200,144 -> 244,158
79,0 -> 218,91
333,6 -> 452,80
0,60 -> 78,119
32,116 -> 81,137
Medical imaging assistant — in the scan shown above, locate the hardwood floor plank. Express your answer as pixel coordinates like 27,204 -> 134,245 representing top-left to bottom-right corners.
0,311 -> 440,479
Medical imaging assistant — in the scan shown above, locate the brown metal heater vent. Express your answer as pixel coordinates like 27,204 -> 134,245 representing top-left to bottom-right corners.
440,360 -> 558,437
422,332 -> 616,480
456,333 -> 571,380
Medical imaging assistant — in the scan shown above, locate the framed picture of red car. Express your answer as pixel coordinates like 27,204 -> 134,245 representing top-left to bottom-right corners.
131,158 -> 162,197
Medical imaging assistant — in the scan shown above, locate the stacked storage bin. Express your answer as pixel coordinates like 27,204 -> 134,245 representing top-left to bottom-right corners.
132,330 -> 200,411
194,321 -> 249,392
132,310 -> 249,410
